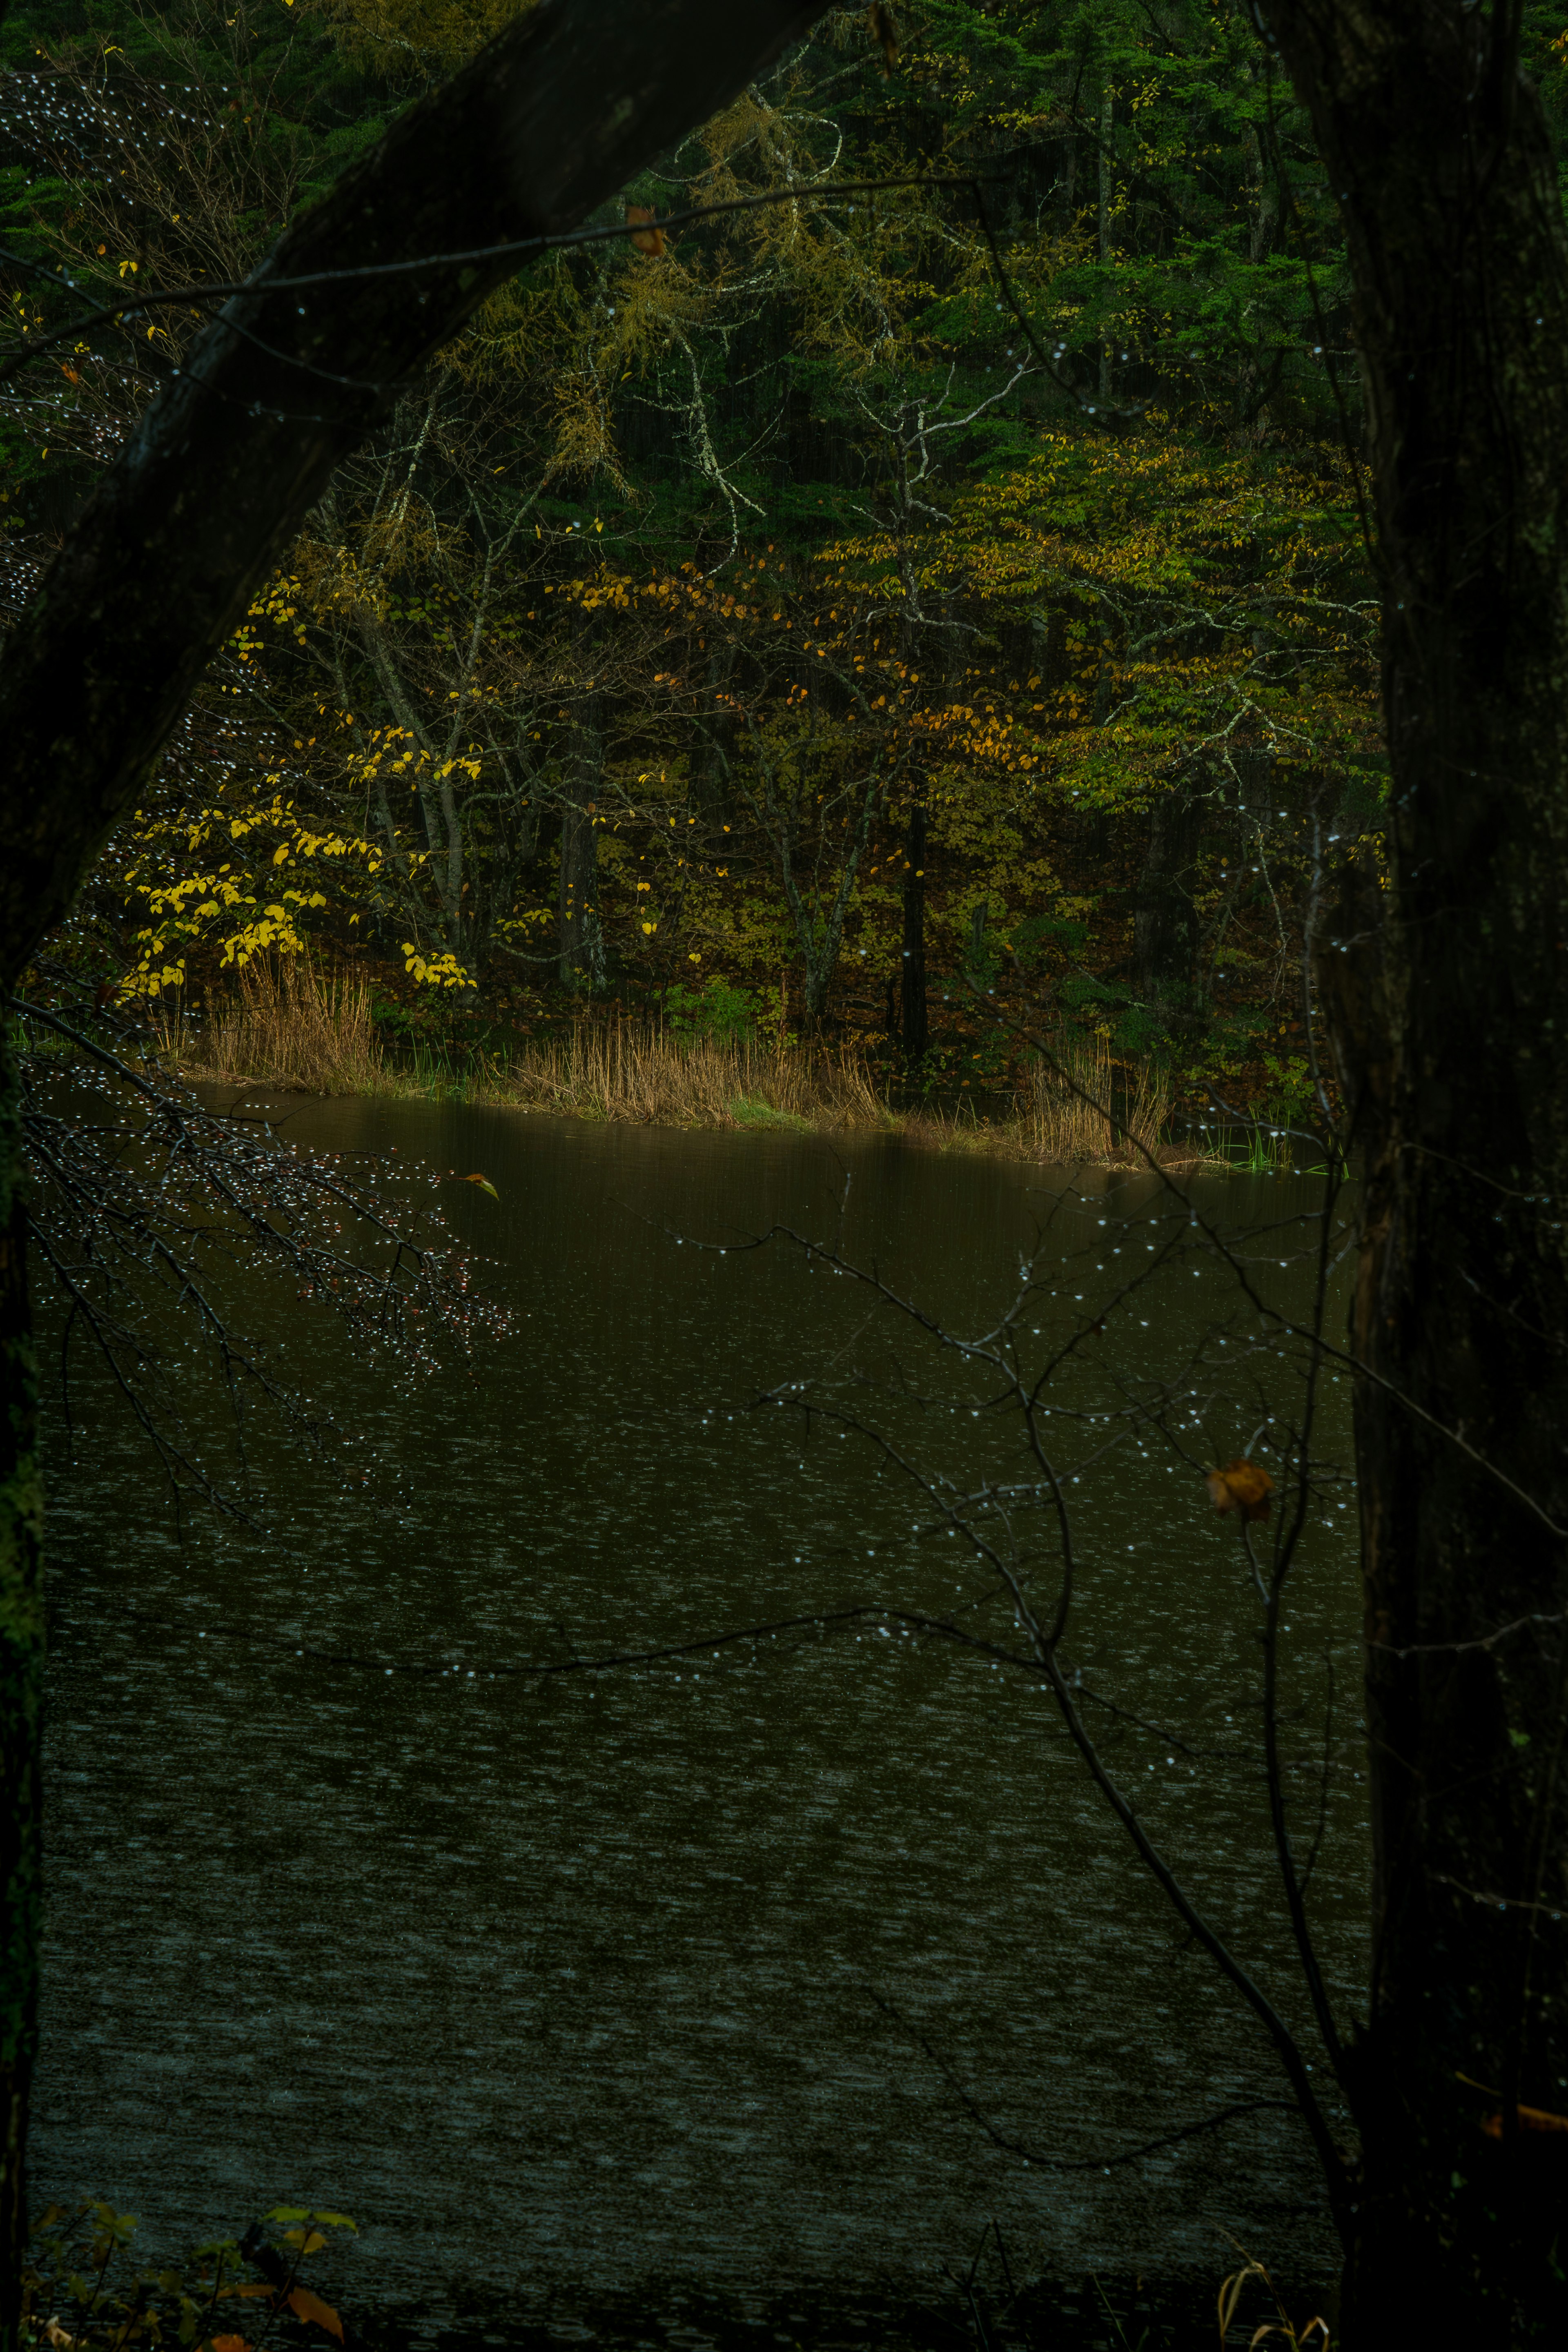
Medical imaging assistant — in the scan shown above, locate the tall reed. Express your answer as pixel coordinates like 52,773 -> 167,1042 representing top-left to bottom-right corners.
197,956 -> 386,1094
170,964 -> 1180,1168
1020,1031 -> 1171,1165
500,1018 -> 889,1130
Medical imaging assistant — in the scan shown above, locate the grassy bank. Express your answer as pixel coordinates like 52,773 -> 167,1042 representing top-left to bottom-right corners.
161,957 -> 1196,1170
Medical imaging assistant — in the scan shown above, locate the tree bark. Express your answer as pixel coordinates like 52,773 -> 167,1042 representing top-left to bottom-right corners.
559,678 -> 604,992
0,0 -> 833,2323
1131,779 -> 1200,1013
0,1045 -> 42,2352
1097,83 -> 1114,405
901,800 -> 928,1071
1260,2 -> 1568,2337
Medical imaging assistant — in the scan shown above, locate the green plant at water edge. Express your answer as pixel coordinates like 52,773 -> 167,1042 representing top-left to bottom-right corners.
728,1095 -> 813,1131
661,977 -> 758,1045
22,2203 -> 357,2350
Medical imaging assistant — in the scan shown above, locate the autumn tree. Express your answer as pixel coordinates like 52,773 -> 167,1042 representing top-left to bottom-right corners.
0,1 -> 842,2332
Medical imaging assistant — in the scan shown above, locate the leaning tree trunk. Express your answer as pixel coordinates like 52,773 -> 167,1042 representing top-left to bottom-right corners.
0,1 -> 834,2325
1262,2 -> 1568,2339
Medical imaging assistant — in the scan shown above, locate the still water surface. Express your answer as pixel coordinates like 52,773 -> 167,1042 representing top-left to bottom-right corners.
34,1102 -> 1366,2343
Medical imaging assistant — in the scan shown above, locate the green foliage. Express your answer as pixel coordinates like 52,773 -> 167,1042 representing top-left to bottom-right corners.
22,2201 -> 357,2350
0,0 -> 1394,1107
662,976 -> 757,1043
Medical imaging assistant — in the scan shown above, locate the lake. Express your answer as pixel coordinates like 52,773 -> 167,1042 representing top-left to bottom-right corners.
32,1099 -> 1365,2348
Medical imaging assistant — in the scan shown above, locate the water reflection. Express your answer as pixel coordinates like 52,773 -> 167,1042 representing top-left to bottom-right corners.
34,1103 -> 1364,2343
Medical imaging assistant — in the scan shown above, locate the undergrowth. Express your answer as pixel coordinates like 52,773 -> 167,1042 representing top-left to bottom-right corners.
157,958 -> 1224,1171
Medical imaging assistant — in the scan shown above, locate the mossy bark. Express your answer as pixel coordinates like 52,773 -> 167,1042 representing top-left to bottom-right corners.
1263,2 -> 1568,2336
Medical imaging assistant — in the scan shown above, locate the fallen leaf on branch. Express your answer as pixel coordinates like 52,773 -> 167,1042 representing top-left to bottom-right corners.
1204,1457 -> 1274,1523
287,2288 -> 345,2342
1481,2103 -> 1568,2136
626,204 -> 666,258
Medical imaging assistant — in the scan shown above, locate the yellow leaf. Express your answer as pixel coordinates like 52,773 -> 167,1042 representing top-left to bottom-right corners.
286,2288 -> 343,2341
455,1173 -> 499,1201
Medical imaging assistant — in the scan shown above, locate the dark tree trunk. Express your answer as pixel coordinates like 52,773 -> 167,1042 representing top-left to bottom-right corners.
558,802 -> 603,991
1261,2 -> 1568,2338
0,1046 -> 41,2352
692,644 -> 738,826
559,602 -> 604,992
901,801 -> 928,1071
0,2 -> 835,2321
558,687 -> 604,993
1131,780 -> 1200,1011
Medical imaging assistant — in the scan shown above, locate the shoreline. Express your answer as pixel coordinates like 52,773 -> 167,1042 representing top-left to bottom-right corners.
185,1053 -> 1229,1175
149,962 -> 1281,1174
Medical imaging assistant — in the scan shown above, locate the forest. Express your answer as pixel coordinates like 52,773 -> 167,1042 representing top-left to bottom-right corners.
5,3 -> 1568,2350
0,0 -> 1446,1118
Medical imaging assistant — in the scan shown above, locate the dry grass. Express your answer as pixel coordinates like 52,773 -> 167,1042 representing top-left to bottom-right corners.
165,963 -> 1182,1167
495,1020 -> 890,1131
1023,1030 -> 1172,1164
183,956 -> 387,1095
903,1032 -> 1180,1169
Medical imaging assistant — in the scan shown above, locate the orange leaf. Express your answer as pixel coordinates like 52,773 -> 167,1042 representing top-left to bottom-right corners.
1481,2103 -> 1568,2137
455,1172 -> 499,1200
286,2288 -> 344,2342
1205,1457 -> 1275,1523
211,2336 -> 252,2351
61,363 -> 80,384
625,204 -> 666,258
